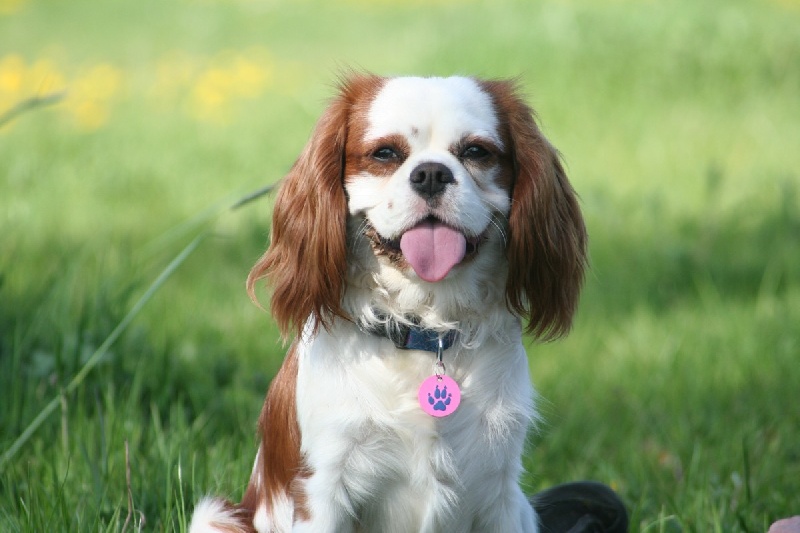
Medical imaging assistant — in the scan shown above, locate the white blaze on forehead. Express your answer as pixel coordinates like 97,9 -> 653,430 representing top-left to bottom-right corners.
365,76 -> 502,148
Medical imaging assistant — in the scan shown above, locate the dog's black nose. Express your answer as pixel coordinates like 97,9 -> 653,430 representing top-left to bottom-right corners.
410,162 -> 454,199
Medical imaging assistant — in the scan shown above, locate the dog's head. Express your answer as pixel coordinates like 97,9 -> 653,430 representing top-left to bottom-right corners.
248,74 -> 586,341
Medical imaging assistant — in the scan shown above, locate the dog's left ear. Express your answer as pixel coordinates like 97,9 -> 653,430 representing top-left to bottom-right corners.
483,80 -> 588,340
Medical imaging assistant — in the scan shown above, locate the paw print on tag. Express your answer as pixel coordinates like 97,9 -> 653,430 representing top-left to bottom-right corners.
418,375 -> 461,417
428,384 -> 452,411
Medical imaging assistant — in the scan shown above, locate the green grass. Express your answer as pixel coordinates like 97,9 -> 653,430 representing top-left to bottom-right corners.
1,0 -> 799,530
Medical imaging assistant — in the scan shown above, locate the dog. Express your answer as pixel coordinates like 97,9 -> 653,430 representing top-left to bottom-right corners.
190,73 -> 587,533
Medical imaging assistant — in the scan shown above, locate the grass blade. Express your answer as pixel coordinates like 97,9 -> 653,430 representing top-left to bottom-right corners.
0,92 -> 66,129
0,233 -> 206,473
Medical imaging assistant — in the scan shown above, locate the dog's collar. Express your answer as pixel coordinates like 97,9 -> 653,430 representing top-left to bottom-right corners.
402,326 -> 458,352
361,316 -> 458,353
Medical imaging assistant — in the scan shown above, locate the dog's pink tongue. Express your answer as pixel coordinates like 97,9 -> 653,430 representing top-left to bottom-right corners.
399,221 -> 467,282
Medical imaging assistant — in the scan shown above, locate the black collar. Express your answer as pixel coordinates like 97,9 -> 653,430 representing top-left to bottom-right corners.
361,317 -> 458,353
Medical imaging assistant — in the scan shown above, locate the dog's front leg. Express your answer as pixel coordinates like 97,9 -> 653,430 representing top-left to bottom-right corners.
290,491 -> 356,533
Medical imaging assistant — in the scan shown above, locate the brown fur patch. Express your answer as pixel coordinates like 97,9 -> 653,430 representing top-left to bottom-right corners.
239,343 -> 311,524
247,73 -> 386,338
479,78 -> 588,340
347,133 -> 411,179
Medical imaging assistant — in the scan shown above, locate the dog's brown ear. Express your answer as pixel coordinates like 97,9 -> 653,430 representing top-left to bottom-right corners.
483,80 -> 588,340
248,73 -> 386,339
248,76 -> 377,339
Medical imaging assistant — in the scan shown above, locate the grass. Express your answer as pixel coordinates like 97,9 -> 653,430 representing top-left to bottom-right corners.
1,0 -> 799,530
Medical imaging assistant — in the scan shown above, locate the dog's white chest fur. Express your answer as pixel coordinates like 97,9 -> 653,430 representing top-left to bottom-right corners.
286,321 -> 537,533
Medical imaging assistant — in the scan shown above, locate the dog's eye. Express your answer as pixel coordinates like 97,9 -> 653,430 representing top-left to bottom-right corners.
460,145 -> 490,160
372,147 -> 400,162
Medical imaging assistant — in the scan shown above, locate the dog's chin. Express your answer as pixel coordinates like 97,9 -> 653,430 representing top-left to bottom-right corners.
363,216 -> 486,282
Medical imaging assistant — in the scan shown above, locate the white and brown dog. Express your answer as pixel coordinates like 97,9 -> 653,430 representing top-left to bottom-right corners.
191,74 -> 587,533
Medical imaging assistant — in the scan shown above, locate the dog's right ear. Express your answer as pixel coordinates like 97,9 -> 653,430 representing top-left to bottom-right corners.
247,74 -> 384,340
247,87 -> 351,339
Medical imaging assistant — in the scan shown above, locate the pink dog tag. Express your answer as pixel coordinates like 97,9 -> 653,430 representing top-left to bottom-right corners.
418,375 -> 461,417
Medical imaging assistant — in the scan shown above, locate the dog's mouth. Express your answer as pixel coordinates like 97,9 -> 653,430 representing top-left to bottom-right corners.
366,216 -> 484,282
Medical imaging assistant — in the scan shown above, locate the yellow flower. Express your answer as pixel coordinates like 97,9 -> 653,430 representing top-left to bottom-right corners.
79,63 -> 122,100
26,57 -> 67,95
70,100 -> 110,130
769,0 -> 800,10
0,54 -> 25,95
230,48 -> 271,98
0,0 -> 26,16
190,66 -> 231,122
188,48 -> 272,123
65,62 -> 123,130
0,54 -> 66,125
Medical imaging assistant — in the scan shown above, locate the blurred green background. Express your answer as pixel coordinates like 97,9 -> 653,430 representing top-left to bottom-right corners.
1,0 -> 799,530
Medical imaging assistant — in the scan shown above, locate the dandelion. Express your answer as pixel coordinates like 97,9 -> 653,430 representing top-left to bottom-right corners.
190,65 -> 231,121
0,54 -> 25,115
65,62 -> 123,130
0,54 -> 25,95
0,0 -> 26,16
27,57 -> 67,95
188,47 -> 272,123
0,54 -> 67,127
230,47 -> 271,98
